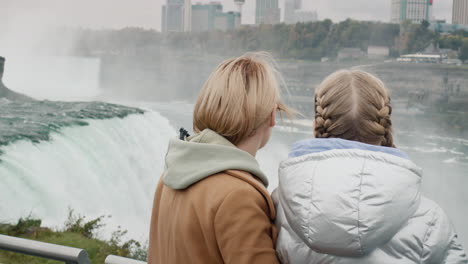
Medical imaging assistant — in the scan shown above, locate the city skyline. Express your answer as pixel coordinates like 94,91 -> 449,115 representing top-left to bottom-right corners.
1,0 -> 455,31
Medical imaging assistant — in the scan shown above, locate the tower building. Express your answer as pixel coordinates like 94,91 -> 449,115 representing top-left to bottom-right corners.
453,0 -> 468,25
391,0 -> 433,24
256,0 -> 281,24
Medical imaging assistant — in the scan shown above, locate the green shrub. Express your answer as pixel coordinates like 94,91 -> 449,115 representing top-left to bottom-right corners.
0,209 -> 148,263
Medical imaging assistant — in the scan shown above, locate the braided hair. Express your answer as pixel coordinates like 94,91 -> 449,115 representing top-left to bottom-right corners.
314,70 -> 395,148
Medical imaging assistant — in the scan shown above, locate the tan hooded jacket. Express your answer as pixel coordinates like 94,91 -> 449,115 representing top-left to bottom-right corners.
148,129 -> 279,264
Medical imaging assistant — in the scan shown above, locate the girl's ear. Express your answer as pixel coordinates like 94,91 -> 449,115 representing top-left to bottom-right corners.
269,107 -> 277,127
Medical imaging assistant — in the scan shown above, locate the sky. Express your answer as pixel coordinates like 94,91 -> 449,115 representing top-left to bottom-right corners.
1,0 -> 455,31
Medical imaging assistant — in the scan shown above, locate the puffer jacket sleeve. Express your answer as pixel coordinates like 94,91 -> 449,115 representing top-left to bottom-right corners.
421,202 -> 468,264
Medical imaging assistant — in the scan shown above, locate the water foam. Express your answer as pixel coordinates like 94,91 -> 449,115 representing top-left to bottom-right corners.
0,111 -> 175,241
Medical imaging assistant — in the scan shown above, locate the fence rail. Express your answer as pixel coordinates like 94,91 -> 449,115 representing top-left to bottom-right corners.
0,234 -> 90,264
105,255 -> 147,264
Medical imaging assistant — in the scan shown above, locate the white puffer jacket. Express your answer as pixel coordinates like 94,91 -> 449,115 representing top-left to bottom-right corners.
275,138 -> 468,264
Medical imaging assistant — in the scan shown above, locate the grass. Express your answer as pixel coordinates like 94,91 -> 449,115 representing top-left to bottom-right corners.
0,210 -> 147,264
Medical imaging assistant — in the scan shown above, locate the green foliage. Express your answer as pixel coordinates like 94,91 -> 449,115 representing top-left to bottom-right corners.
9,216 -> 42,236
70,21 -> 468,62
0,210 -> 148,263
460,38 -> 468,62
72,20 -> 400,60
63,209 -> 105,239
405,20 -> 436,53
107,227 -> 147,260
439,35 -> 463,50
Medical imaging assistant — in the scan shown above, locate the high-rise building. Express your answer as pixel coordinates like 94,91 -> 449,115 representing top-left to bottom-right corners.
285,0 -> 317,24
293,10 -> 318,23
192,2 -> 240,32
214,12 -> 241,31
192,3 -> 223,32
284,0 -> 297,24
162,0 -> 191,32
391,0 -> 433,24
453,0 -> 468,25
256,0 -> 281,24
234,0 -> 245,24
184,0 -> 192,31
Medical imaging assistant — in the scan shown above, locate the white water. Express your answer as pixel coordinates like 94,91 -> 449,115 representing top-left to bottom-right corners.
0,111 -> 175,241
1,104 -> 467,249
0,103 -> 290,242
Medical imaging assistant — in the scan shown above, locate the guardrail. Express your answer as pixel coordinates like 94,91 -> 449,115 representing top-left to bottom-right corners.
0,234 -> 148,264
0,234 -> 90,264
105,255 -> 147,264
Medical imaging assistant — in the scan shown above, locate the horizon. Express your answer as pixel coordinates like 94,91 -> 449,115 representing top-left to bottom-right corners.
1,0 -> 454,31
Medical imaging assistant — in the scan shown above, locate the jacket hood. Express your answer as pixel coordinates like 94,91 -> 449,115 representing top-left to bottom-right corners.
278,138 -> 422,257
162,129 -> 268,190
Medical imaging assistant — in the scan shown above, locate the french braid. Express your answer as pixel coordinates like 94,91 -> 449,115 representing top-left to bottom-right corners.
314,70 -> 395,148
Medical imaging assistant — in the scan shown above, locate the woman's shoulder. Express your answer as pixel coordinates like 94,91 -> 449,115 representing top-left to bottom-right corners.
192,170 -> 273,203
198,170 -> 275,213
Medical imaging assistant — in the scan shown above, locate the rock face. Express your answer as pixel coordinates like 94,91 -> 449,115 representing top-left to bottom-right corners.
0,56 -> 34,101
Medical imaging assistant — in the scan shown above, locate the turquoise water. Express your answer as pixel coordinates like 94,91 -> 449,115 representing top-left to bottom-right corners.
0,100 -> 143,147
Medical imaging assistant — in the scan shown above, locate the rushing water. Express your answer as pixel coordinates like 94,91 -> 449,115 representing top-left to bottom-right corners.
1,99 -> 467,250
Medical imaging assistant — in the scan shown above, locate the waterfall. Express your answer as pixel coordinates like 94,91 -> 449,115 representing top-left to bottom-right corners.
0,111 -> 175,241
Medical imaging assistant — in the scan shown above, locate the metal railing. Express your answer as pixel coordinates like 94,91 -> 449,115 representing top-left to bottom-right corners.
105,255 -> 147,264
0,234 -> 148,264
0,234 -> 90,264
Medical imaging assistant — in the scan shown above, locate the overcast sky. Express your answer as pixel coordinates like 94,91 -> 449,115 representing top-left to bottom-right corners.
2,0 -> 454,31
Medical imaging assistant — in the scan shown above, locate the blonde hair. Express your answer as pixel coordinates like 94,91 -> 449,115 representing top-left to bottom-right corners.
193,52 -> 293,145
314,70 -> 394,147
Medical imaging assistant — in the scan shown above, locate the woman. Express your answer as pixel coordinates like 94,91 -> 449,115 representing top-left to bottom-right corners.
275,70 -> 468,263
148,52 -> 292,264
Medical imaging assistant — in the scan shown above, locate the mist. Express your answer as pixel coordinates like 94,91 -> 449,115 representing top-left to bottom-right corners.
0,0 -> 467,260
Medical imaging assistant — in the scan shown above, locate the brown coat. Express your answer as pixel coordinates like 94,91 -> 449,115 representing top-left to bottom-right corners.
148,170 -> 279,264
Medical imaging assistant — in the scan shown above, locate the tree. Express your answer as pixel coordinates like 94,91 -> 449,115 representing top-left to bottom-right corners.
459,38 -> 468,62
405,20 -> 436,53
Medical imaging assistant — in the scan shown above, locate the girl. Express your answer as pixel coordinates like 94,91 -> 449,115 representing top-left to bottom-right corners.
275,70 -> 468,263
148,52 -> 292,264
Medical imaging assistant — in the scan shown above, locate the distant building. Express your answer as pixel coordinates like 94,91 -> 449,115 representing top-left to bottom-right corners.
256,0 -> 281,24
398,53 -> 443,63
285,0 -> 316,24
162,0 -> 192,32
184,0 -> 192,31
214,11 -> 241,31
192,2 -> 240,32
430,20 -> 468,32
338,48 -> 366,60
234,0 -> 245,24
293,10 -> 318,23
284,0 -> 300,23
367,46 -> 390,59
453,0 -> 468,25
391,0 -> 433,24
192,3 -> 222,32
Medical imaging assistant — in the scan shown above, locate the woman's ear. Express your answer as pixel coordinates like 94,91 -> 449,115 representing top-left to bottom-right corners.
269,108 -> 276,128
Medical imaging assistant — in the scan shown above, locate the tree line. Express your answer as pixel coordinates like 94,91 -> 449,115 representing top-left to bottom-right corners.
71,19 -> 468,62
